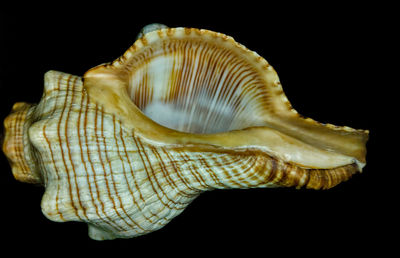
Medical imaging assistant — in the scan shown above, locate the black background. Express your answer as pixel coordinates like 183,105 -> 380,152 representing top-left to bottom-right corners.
0,4 -> 392,256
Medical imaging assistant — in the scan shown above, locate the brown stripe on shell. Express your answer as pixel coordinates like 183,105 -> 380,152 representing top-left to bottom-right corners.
95,104 -> 136,231
161,147 -> 201,195
101,107 -> 144,233
181,151 -> 210,190
252,152 -> 360,190
42,123 -> 65,221
84,96 -> 124,231
117,116 -> 159,225
56,74 -> 82,219
77,92 -> 114,228
149,146 -> 195,199
40,72 -> 65,219
64,76 -> 89,220
13,106 -> 28,175
136,137 -> 188,209
164,145 -> 361,190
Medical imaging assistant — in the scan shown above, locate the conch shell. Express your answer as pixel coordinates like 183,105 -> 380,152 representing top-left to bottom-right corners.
2,24 -> 369,240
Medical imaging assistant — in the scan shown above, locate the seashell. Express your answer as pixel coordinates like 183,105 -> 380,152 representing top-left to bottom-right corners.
2,24 -> 369,240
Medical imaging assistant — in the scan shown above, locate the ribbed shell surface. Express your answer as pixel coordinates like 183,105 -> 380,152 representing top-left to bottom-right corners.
21,71 -> 359,240
29,71 -> 196,239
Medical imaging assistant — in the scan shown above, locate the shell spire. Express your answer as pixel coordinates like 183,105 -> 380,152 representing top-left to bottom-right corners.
3,102 -> 41,184
2,24 -> 368,240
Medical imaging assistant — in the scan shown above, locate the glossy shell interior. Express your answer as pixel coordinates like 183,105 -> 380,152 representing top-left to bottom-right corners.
85,27 -> 368,170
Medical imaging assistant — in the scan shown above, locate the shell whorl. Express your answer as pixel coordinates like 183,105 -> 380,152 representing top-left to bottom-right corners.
2,24 -> 368,240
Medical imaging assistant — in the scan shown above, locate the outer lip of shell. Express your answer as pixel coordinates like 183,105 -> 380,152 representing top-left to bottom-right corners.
83,27 -> 368,171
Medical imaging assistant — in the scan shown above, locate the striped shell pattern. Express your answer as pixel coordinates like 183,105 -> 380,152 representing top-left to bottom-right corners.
2,24 -> 369,240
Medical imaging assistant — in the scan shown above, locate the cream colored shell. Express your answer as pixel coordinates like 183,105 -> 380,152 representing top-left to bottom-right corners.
2,24 -> 369,240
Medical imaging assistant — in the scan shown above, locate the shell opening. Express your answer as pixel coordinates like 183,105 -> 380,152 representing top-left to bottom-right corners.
125,36 -> 270,134
84,27 -> 368,169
